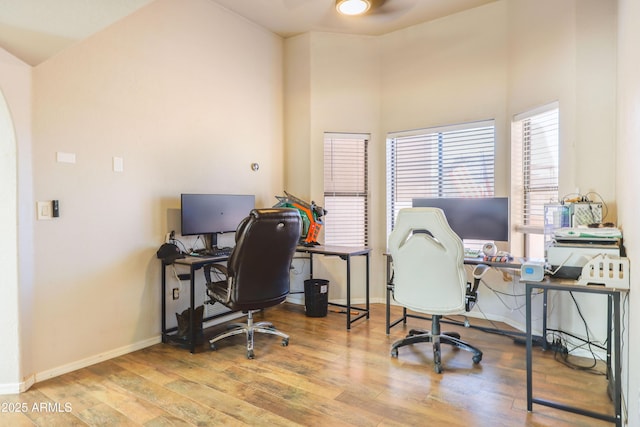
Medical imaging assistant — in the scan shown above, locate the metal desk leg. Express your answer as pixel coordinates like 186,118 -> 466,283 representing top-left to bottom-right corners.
542,288 -> 548,350
607,294 -> 612,380
613,293 -> 622,427
161,262 -> 167,343
386,255 -> 391,335
189,266 -> 196,353
365,252 -> 370,319
346,255 -> 351,330
526,283 -> 533,412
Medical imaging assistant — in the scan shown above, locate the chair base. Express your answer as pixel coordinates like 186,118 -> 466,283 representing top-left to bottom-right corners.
209,310 -> 289,359
390,315 -> 482,373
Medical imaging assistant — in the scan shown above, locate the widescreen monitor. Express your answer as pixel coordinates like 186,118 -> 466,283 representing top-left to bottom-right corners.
412,197 -> 509,242
180,193 -> 255,237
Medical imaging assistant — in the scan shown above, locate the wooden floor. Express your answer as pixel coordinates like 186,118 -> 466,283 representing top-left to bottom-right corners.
1,303 -> 616,426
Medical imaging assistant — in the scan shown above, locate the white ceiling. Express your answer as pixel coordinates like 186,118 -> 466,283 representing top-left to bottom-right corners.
0,0 -> 496,66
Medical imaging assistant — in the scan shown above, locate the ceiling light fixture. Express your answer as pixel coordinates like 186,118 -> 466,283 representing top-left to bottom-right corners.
336,0 -> 371,16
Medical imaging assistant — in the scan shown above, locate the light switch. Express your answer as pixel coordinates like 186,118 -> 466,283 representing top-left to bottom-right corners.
113,156 -> 124,172
37,201 -> 52,220
56,152 -> 76,164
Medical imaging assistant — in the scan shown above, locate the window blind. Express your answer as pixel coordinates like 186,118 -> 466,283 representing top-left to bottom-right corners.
386,120 -> 495,234
512,103 -> 559,233
511,102 -> 559,258
323,133 -> 369,246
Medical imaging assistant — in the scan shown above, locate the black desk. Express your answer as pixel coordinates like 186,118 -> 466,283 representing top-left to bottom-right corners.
161,254 -> 228,353
296,245 -> 370,330
524,279 -> 625,426
385,254 -> 526,337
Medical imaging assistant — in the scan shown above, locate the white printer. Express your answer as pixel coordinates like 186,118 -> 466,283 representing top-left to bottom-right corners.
546,227 -> 622,279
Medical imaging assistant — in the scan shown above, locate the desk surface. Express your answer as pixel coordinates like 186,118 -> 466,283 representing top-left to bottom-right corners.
296,245 -> 370,256
172,254 -> 227,267
522,277 -> 630,293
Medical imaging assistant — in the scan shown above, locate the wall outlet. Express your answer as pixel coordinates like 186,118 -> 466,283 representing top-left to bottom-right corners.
172,288 -> 179,300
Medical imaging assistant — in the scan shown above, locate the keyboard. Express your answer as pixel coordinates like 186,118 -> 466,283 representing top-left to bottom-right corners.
207,247 -> 233,257
191,247 -> 233,257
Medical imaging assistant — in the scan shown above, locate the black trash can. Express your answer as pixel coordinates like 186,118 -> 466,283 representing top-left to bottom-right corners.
304,279 -> 329,317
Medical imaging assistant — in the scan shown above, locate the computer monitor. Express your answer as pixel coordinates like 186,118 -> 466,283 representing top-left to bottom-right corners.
412,197 -> 509,242
181,193 -> 255,246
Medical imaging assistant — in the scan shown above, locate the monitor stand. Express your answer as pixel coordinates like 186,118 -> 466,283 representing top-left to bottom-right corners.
204,233 -> 219,252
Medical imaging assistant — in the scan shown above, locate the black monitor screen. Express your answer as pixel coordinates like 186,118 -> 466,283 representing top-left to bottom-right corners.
180,194 -> 255,236
412,197 -> 509,242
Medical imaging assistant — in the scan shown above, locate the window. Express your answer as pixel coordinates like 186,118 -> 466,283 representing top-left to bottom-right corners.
386,120 -> 496,234
323,133 -> 369,246
511,103 -> 559,258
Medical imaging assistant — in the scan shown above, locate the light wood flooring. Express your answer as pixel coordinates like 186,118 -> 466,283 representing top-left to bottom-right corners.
1,303 -> 617,426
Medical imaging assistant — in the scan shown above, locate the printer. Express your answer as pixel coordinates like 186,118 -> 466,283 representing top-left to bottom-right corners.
546,227 -> 622,279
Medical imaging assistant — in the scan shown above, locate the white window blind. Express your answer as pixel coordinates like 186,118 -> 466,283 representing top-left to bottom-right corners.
511,103 -> 559,257
323,133 -> 369,247
386,120 -> 495,234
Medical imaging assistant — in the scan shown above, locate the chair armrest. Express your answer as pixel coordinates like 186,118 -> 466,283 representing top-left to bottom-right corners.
203,263 -> 228,283
203,263 -> 233,305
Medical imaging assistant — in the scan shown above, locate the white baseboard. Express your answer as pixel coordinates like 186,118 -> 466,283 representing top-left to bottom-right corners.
0,336 -> 161,395
0,373 -> 34,395
33,336 -> 162,385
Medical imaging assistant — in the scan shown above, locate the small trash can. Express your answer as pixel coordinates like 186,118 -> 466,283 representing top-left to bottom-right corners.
304,279 -> 329,317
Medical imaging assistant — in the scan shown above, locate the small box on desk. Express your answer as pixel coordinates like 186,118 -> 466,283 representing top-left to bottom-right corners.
521,261 -> 545,282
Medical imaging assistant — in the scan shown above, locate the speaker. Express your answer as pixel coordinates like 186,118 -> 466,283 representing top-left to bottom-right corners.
482,242 -> 497,257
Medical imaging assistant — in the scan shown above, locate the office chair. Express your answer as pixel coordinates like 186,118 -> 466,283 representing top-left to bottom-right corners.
203,208 -> 301,359
388,207 -> 482,373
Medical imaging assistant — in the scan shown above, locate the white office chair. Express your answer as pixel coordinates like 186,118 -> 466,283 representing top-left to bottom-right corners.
388,207 -> 482,373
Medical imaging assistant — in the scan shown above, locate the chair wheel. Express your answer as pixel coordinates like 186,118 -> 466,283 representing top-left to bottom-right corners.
472,354 -> 482,364
247,350 -> 255,359
434,364 -> 443,374
391,348 -> 398,357
282,338 -> 289,347
210,343 -> 217,351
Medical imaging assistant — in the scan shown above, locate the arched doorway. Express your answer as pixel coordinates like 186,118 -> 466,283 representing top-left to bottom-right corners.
0,88 -> 21,393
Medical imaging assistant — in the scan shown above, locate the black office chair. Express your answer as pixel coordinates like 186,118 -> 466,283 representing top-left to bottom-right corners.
204,208 -> 301,359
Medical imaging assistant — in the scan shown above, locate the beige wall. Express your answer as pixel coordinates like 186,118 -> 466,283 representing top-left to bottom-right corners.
27,0 -> 283,378
617,0 -> 640,423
